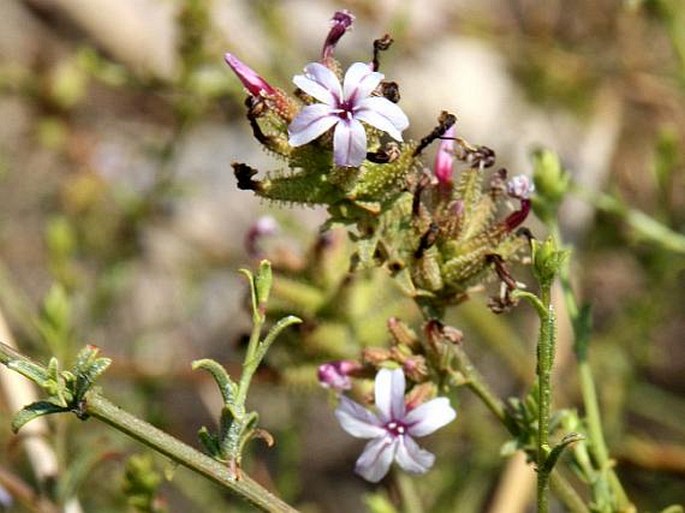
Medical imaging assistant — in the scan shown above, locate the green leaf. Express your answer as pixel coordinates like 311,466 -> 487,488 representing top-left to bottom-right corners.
254,260 -> 273,313
6,358 -> 50,386
541,432 -> 585,474
238,268 -> 258,320
197,427 -> 221,458
251,315 -> 302,366
11,401 -> 67,433
191,358 -> 238,405
74,356 -> 112,399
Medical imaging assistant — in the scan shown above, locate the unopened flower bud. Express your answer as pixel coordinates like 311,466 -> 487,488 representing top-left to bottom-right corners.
405,382 -> 436,410
224,53 -> 276,97
387,317 -> 419,349
532,148 -> 571,222
322,10 -> 355,63
402,355 -> 429,382
531,237 -> 569,288
362,347 -> 392,366
425,320 -> 463,353
434,125 -> 456,185
318,360 -> 362,391
245,215 -> 279,258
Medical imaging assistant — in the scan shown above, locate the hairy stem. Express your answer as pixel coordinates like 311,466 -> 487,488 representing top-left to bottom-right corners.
0,342 -> 299,513
86,393 -> 299,513
535,286 -> 555,513
450,341 -> 588,513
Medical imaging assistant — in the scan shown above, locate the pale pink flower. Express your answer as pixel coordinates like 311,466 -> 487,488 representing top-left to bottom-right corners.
506,175 -> 535,200
335,368 -> 456,482
288,62 -> 409,167
505,175 -> 534,230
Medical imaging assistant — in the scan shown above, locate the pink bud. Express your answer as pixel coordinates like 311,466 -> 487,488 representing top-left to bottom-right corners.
245,216 -> 279,258
224,53 -> 276,97
317,360 -> 361,391
322,10 -> 355,62
434,125 -> 456,185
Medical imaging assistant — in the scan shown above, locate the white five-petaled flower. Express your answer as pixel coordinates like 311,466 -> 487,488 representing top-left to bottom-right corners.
335,368 -> 456,483
288,62 -> 409,168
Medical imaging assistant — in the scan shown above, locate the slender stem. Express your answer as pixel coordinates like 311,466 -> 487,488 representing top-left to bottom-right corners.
0,342 -> 299,513
452,344 -> 507,422
450,342 -> 588,513
548,222 -> 632,511
549,473 -> 590,513
395,470 -> 425,513
575,187 -> 685,255
237,314 -> 264,407
86,393 -> 299,513
534,285 -> 555,513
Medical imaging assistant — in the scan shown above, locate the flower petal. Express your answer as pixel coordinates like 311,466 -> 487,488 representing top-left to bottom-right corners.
395,436 -> 435,474
293,62 -> 342,105
405,397 -> 457,437
343,62 -> 383,102
355,435 -> 397,483
355,97 -> 409,141
375,368 -> 406,423
333,119 -> 367,167
335,396 -> 385,439
288,104 -> 339,146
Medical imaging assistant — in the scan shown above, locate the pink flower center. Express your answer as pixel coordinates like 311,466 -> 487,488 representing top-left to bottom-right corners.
336,99 -> 355,120
385,420 -> 407,437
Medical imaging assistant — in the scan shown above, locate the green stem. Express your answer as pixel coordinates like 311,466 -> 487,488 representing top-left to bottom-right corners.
0,342 -> 298,513
576,187 -> 685,255
86,393 -> 299,513
237,314 -> 264,408
452,345 -> 507,422
450,343 -> 588,513
395,470 -> 425,513
548,222 -> 632,511
549,473 -> 590,513
535,287 -> 555,513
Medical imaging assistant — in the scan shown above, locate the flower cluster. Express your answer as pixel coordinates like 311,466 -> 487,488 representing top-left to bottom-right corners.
226,10 -> 536,483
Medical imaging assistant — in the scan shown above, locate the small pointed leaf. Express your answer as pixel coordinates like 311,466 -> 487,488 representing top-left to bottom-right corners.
252,315 -> 302,365
12,401 -> 67,433
542,432 -> 585,474
197,427 -> 222,458
6,359 -> 50,386
192,359 -> 238,405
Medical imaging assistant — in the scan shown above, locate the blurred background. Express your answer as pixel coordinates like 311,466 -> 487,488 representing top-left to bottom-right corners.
0,0 -> 684,512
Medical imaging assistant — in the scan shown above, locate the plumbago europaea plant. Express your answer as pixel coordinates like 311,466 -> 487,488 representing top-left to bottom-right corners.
224,9 -> 682,513
1,9 -> 683,513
